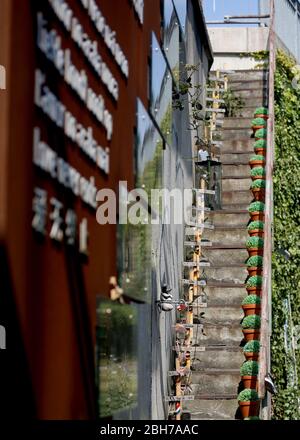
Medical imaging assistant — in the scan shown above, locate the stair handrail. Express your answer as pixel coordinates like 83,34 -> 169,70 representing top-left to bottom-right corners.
257,0 -> 275,417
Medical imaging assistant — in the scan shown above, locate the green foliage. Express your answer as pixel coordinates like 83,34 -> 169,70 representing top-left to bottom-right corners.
248,201 -> 265,213
242,294 -> 261,305
243,340 -> 261,353
238,389 -> 259,402
246,256 -> 263,267
246,237 -> 264,249
272,50 -> 300,420
254,139 -> 267,149
251,167 -> 265,177
246,276 -> 263,288
250,154 -> 266,163
244,416 -> 261,420
251,179 -> 266,189
240,360 -> 259,376
242,315 -> 261,329
248,221 -> 264,231
255,107 -> 269,116
221,88 -> 245,117
252,117 -> 267,127
255,128 -> 267,139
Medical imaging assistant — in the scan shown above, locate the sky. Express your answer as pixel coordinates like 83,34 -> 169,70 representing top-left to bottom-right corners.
203,0 -> 260,26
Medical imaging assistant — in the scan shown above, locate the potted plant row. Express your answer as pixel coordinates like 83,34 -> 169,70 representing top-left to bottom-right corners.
247,221 -> 264,237
240,360 -> 259,389
248,201 -> 265,221
251,179 -> 265,201
238,389 -> 260,418
246,275 -> 262,295
242,294 -> 261,315
242,314 -> 261,342
243,340 -> 260,361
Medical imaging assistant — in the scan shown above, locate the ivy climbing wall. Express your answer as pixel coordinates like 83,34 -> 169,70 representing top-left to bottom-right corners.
272,50 -> 300,419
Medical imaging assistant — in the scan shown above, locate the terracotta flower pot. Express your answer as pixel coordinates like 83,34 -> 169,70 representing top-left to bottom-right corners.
251,174 -> 266,181
247,248 -> 263,257
242,304 -> 261,316
254,148 -> 266,157
255,114 -> 269,121
250,160 -> 265,169
244,352 -> 259,361
241,375 -> 258,389
239,401 -> 260,418
252,125 -> 265,134
248,229 -> 264,238
247,267 -> 263,277
246,287 -> 262,296
243,329 -> 261,341
252,188 -> 265,201
249,212 -> 265,222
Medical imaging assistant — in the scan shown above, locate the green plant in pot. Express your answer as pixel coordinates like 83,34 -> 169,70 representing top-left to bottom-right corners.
251,117 -> 267,134
254,139 -> 267,156
251,179 -> 266,201
242,314 -> 261,342
246,255 -> 263,277
246,275 -> 263,295
240,360 -> 259,389
242,293 -> 261,316
255,128 -> 267,140
247,220 -> 264,238
254,107 -> 269,120
248,201 -> 265,221
249,154 -> 265,169
250,166 -> 265,180
246,236 -> 264,257
238,389 -> 260,419
243,340 -> 260,361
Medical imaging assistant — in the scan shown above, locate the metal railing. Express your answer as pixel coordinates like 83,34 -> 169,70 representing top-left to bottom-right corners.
257,0 -> 275,420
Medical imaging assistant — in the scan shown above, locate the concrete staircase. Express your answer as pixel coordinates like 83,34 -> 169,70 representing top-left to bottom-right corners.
185,70 -> 267,420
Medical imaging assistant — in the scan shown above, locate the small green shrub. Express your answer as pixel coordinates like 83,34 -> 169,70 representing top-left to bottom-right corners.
240,360 -> 259,376
251,179 -> 266,189
251,167 -> 265,177
242,294 -> 261,305
246,256 -> 263,267
254,139 -> 267,149
252,118 -> 267,127
254,107 -> 268,116
242,315 -> 261,329
246,237 -> 264,249
246,275 -> 263,288
255,128 -> 267,139
250,154 -> 266,163
247,221 -> 264,231
243,340 -> 260,353
238,389 -> 259,402
248,201 -> 265,212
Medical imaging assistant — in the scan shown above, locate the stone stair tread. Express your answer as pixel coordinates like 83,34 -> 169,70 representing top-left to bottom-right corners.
210,209 -> 248,214
192,368 -> 240,374
222,176 -> 251,180
206,244 -> 246,249
207,281 -> 245,288
193,394 -> 237,400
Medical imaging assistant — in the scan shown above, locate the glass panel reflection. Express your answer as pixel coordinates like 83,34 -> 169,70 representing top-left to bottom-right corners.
150,32 -> 172,146
97,299 -> 138,418
172,0 -> 187,33
162,0 -> 180,84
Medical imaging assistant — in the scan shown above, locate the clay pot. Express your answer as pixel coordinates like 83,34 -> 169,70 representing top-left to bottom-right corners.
246,287 -> 262,296
254,148 -> 267,157
252,188 -> 265,201
249,212 -> 264,222
247,248 -> 263,257
251,174 -> 266,181
243,329 -> 261,342
255,114 -> 269,121
239,401 -> 260,419
241,376 -> 258,389
247,267 -> 263,277
244,352 -> 259,361
248,229 -> 264,238
250,160 -> 265,168
242,304 -> 261,316
252,125 -> 265,134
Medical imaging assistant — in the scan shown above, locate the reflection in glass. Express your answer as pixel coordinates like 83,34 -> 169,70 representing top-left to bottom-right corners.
162,0 -> 180,84
117,99 -> 163,303
97,299 -> 138,418
150,33 -> 172,146
172,0 -> 187,33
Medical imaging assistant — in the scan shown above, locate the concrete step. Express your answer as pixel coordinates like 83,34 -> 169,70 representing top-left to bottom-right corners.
234,107 -> 262,119
208,210 -> 249,227
202,227 -> 248,246
221,152 -> 252,165
228,70 -> 268,82
222,190 -> 252,206
192,323 -> 242,345
223,118 -> 253,129
221,139 -> 255,153
222,177 -> 252,191
204,248 -> 248,265
201,306 -> 243,323
222,164 -> 251,177
190,347 -> 244,370
190,371 -> 241,395
221,128 -> 254,141
201,286 -> 245,307
229,80 -> 267,92
232,89 -> 268,100
205,265 -> 248,285
184,398 -> 238,420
